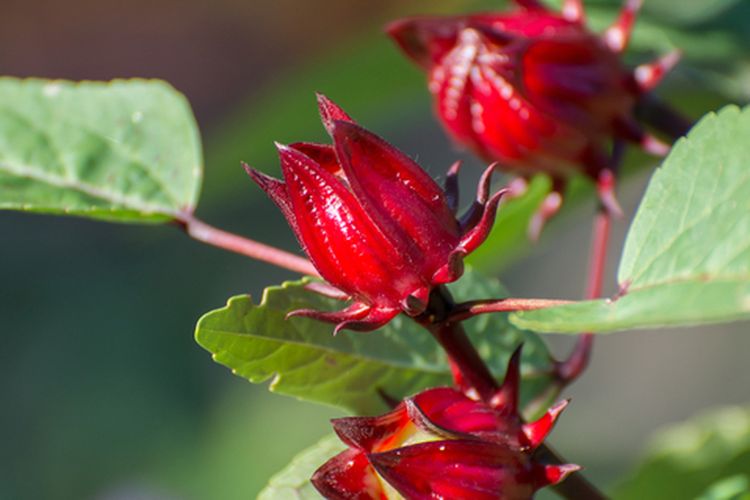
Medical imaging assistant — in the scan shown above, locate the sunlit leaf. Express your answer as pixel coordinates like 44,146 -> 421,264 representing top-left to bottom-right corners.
512,106 -> 750,333
195,268 -> 554,415
0,78 -> 202,223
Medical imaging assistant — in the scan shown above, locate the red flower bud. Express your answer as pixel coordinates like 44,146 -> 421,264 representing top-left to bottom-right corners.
245,95 -> 505,333
312,347 -> 578,499
388,0 -> 680,222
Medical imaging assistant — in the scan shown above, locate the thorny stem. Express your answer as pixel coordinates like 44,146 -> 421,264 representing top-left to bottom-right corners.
175,212 -> 319,277
417,286 -> 607,500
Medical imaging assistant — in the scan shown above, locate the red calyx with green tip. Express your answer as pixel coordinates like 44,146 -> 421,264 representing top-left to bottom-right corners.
245,94 -> 505,333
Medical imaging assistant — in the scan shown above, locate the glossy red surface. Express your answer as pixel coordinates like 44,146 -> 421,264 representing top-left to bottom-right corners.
388,0 -> 674,182
313,349 -> 577,499
246,95 -> 504,333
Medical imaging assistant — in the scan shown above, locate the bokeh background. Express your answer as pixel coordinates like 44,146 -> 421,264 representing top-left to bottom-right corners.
1,0 -> 749,498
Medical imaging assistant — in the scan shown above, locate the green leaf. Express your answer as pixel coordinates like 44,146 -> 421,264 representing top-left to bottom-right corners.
195,268 -> 554,415
697,475 -> 750,500
257,435 -> 342,500
614,406 -> 750,500
512,106 -> 750,334
0,78 -> 202,223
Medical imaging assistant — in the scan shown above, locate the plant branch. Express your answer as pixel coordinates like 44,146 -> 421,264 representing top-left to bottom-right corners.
417,287 -> 499,402
447,297 -> 574,323
553,133 -> 628,386
175,212 -> 319,277
636,94 -> 693,140
553,209 -> 611,382
416,286 -> 607,500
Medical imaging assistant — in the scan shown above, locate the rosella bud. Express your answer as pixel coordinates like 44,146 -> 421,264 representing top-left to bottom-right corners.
312,347 -> 578,499
388,0 -> 680,223
245,95 -> 505,333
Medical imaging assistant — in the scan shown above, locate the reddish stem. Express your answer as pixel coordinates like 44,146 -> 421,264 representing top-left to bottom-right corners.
418,286 -> 607,500
418,287 -> 499,402
448,298 -> 574,323
176,212 -> 319,277
636,94 -> 693,140
586,211 -> 611,299
554,202 -> 612,384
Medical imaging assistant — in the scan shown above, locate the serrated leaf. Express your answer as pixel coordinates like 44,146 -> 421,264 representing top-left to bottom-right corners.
257,435 -> 342,500
195,268 -> 554,415
512,106 -> 750,334
0,78 -> 202,223
614,406 -> 750,500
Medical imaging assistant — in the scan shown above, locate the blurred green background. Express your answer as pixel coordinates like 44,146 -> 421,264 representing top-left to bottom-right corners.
2,0 -> 749,498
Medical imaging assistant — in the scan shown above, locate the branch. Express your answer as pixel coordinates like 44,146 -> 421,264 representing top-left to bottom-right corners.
175,212 -> 319,277
636,94 -> 693,140
416,286 -> 607,500
447,297 -> 574,323
553,209 -> 610,383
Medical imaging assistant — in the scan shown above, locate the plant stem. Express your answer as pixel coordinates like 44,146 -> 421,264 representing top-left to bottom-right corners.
447,297 -> 574,323
555,209 -> 611,382
585,211 -> 611,300
175,212 -> 319,277
636,94 -> 693,140
417,287 -> 499,402
418,286 -> 607,500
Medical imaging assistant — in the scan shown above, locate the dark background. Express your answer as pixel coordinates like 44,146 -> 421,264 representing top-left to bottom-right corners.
1,0 -> 749,498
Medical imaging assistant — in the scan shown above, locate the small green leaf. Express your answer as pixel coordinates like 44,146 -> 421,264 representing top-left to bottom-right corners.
257,435 -> 342,500
0,78 -> 202,223
512,106 -> 750,333
614,406 -> 750,500
195,268 -> 554,415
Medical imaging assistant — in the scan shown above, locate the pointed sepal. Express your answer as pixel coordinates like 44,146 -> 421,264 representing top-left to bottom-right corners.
538,463 -> 582,487
562,0 -> 586,22
331,405 -> 411,452
634,50 -> 682,93
316,93 -> 355,137
490,345 -> 523,415
288,142 -> 343,176
528,190 -> 563,241
311,448 -> 385,500
243,162 -> 295,227
444,160 -> 462,214
458,187 -> 507,255
522,399 -> 570,449
603,0 -> 643,53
